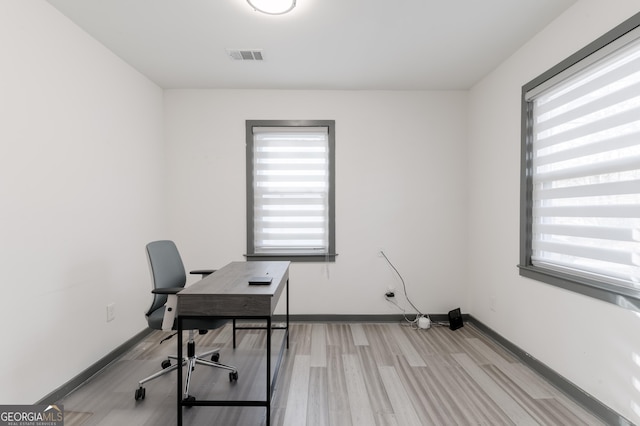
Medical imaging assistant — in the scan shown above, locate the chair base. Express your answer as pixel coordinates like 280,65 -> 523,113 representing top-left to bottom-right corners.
134,332 -> 238,401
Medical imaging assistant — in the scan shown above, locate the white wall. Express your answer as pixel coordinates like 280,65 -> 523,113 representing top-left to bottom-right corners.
0,1 -> 165,403
6,0 -> 638,420
467,0 -> 640,422
163,90 -> 469,316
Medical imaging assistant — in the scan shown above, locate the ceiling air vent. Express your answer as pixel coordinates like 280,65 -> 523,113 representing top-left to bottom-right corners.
226,49 -> 264,61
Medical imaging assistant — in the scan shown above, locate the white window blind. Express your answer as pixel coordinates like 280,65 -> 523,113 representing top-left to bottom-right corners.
252,126 -> 330,254
528,35 -> 640,290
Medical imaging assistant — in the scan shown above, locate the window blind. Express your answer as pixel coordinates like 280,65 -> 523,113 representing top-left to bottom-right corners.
529,35 -> 640,290
252,126 -> 330,254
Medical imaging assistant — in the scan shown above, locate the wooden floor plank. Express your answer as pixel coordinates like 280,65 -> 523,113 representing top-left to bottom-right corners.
392,356 -> 447,425
342,353 -> 377,426
348,323 -> 369,346
362,324 -> 395,366
394,326 -> 427,367
307,367 -> 329,426
327,323 -> 356,354
310,324 -> 327,367
378,366 -> 423,426
326,345 -> 353,426
375,411 -> 399,426
282,355 -> 311,426
452,352 -> 538,425
418,360 -> 480,425
63,411 -> 93,426
447,356 -> 514,424
355,345 -> 393,415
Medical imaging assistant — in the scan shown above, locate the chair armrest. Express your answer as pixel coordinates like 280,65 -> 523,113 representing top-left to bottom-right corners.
190,269 -> 216,277
151,287 -> 184,295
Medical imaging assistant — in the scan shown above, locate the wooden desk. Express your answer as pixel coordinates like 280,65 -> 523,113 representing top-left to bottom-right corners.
175,261 -> 290,426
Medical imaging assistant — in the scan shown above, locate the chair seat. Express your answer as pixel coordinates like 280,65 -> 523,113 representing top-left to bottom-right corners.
146,307 -> 228,331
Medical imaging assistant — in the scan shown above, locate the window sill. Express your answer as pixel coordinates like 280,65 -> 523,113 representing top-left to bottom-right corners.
517,264 -> 640,313
245,253 -> 337,262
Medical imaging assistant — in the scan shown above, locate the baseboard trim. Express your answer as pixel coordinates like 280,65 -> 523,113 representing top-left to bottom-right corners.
271,313 -> 465,323
37,327 -> 154,405
467,315 -> 632,426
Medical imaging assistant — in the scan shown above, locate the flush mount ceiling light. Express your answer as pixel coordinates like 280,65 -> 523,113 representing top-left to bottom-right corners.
247,0 -> 296,15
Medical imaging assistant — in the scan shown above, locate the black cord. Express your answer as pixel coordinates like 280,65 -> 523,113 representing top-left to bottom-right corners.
384,294 -> 419,326
160,332 -> 177,344
380,251 -> 423,317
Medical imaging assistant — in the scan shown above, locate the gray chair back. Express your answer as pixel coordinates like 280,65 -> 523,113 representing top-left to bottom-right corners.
145,240 -> 186,317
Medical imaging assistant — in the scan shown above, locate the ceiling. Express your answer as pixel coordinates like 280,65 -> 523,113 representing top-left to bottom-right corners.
46,0 -> 577,90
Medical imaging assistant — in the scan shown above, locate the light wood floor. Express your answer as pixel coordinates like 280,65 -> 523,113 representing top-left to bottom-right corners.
59,321 -> 604,426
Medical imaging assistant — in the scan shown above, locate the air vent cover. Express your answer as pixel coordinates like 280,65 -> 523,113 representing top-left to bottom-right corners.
226,49 -> 264,61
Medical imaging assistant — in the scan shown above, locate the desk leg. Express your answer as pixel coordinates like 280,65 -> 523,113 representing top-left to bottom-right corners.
266,316 -> 271,426
177,318 -> 183,426
233,319 -> 237,349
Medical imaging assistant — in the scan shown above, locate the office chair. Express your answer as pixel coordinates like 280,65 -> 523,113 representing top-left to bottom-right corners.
134,240 -> 238,403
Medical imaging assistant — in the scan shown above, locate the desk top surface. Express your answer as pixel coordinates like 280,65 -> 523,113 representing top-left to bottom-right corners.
177,261 -> 290,317
180,261 -> 289,296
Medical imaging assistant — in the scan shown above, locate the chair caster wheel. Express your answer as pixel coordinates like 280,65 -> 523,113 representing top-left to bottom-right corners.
134,387 -> 146,400
229,371 -> 239,382
183,395 -> 196,407
211,353 -> 220,362
161,359 -> 171,369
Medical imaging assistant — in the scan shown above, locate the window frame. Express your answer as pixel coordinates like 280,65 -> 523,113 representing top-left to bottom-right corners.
519,12 -> 640,313
245,119 -> 336,262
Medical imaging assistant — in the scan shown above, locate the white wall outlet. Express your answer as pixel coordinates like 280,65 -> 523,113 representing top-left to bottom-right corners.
106,303 -> 116,322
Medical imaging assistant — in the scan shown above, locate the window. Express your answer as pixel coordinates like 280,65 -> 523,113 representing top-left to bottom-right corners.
246,120 -> 336,262
520,12 -> 640,311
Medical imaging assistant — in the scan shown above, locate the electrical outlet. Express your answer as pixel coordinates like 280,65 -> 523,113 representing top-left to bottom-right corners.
106,303 -> 115,322
384,283 -> 396,298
